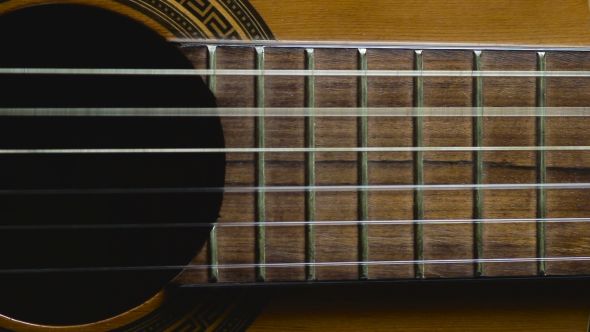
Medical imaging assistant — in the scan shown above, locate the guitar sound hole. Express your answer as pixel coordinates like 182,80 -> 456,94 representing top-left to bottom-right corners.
0,5 -> 224,325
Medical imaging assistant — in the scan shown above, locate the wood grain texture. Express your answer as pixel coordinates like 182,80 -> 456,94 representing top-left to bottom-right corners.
0,292 -> 168,331
249,281 -> 590,331
173,45 -> 590,285
546,51 -> 590,276
250,0 -> 590,45
174,46 -> 590,284
422,50 -> 474,278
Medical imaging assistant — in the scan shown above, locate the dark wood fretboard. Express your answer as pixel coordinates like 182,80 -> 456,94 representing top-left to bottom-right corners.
177,42 -> 590,284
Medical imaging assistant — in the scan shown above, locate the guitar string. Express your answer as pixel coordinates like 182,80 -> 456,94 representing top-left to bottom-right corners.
3,63 -> 590,274
0,183 -> 589,195
3,47 -> 590,275
2,107 -> 590,117
3,68 -> 590,77
2,257 -> 590,274
1,217 -> 590,231
0,146 -> 589,154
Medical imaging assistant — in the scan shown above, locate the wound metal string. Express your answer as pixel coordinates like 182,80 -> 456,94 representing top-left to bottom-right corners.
0,182 -> 590,195
5,68 -> 590,78
2,256 -> 590,274
0,145 -> 590,154
3,107 -> 590,117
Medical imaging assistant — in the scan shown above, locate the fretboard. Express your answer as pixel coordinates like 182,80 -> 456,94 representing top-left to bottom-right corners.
169,41 -> 590,285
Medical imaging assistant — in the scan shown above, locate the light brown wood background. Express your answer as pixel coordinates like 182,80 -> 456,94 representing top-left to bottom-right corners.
250,0 -> 590,45
248,280 -> 590,331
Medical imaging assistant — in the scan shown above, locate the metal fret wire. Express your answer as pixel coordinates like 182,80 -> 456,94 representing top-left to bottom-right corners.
207,45 -> 219,282
358,48 -> 370,279
3,256 -> 590,275
5,107 -> 590,117
8,68 -> 590,77
255,46 -> 266,282
536,52 -> 548,276
413,50 -> 425,279
473,50 -> 484,277
305,48 -> 317,281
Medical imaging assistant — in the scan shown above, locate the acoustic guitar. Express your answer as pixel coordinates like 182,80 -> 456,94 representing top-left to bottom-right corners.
2,1 -> 590,331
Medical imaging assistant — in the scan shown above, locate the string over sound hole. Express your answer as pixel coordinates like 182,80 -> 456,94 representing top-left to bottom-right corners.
0,5 -> 224,325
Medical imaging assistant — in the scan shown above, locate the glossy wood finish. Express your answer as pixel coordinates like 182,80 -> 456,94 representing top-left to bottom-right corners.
0,292 -> 167,331
5,0 -> 590,45
251,0 -> 590,45
249,280 -> 590,331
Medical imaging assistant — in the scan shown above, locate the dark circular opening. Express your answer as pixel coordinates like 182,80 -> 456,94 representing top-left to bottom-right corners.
0,4 -> 224,325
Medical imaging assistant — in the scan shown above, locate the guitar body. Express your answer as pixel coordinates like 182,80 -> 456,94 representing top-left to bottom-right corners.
1,1 -> 590,331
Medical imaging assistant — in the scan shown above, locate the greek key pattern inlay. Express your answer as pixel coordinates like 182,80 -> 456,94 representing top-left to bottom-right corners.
0,0 -> 273,39
119,0 -> 273,39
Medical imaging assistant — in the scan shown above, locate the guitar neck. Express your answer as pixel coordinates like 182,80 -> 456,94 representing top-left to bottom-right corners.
167,41 -> 590,285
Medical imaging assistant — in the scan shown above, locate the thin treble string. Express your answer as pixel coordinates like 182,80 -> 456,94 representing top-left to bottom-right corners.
2,217 -> 590,231
2,256 -> 590,274
3,107 -> 590,117
4,68 -> 590,77
0,183 -> 589,196
0,146 -> 590,154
